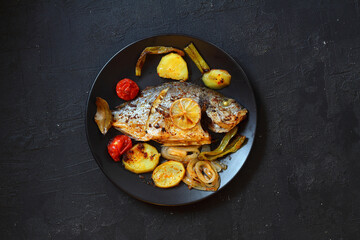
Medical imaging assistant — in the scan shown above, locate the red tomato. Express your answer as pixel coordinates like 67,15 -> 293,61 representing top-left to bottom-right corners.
116,78 -> 139,101
107,135 -> 132,162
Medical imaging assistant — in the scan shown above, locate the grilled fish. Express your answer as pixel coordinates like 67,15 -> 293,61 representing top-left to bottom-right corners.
95,82 -> 247,146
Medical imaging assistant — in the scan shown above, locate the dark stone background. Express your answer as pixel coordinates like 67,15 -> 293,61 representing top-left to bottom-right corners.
1,0 -> 359,239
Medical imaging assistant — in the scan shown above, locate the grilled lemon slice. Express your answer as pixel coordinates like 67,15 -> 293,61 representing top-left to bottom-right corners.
152,161 -> 185,188
170,98 -> 201,130
122,143 -> 160,174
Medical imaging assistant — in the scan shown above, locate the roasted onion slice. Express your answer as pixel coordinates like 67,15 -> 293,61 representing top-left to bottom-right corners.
182,159 -> 220,191
161,146 -> 200,164
94,97 -> 113,135
195,161 -> 216,184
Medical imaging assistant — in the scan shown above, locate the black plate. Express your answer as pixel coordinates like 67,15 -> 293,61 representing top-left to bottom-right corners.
86,34 -> 257,206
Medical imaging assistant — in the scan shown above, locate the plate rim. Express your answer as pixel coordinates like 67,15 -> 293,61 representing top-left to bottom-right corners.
85,33 -> 258,206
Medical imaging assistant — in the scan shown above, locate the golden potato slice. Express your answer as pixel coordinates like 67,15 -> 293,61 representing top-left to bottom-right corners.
157,53 -> 188,81
152,161 -> 185,188
122,143 -> 160,174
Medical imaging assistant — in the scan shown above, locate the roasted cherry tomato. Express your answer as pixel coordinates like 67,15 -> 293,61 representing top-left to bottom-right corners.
107,135 -> 132,162
116,78 -> 139,101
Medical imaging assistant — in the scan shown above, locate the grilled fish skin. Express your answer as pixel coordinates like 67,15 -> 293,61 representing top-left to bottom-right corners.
110,82 -> 247,146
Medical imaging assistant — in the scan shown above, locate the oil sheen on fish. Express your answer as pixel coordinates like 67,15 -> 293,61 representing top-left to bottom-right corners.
97,82 -> 247,146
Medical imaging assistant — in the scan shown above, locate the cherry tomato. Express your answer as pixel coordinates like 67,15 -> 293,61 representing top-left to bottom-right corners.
107,135 -> 132,162
116,78 -> 139,101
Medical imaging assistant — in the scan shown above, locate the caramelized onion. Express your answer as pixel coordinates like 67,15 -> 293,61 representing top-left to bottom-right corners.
94,97 -> 113,135
182,159 -> 220,191
161,146 -> 200,164
210,161 -> 227,172
195,161 -> 216,183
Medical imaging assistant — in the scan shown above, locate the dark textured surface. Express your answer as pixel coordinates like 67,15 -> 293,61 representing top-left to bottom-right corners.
0,0 -> 359,239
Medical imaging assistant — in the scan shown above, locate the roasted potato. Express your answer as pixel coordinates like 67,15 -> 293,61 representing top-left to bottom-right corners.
152,161 -> 185,188
202,69 -> 231,89
122,143 -> 160,174
135,46 -> 184,76
157,53 -> 188,81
